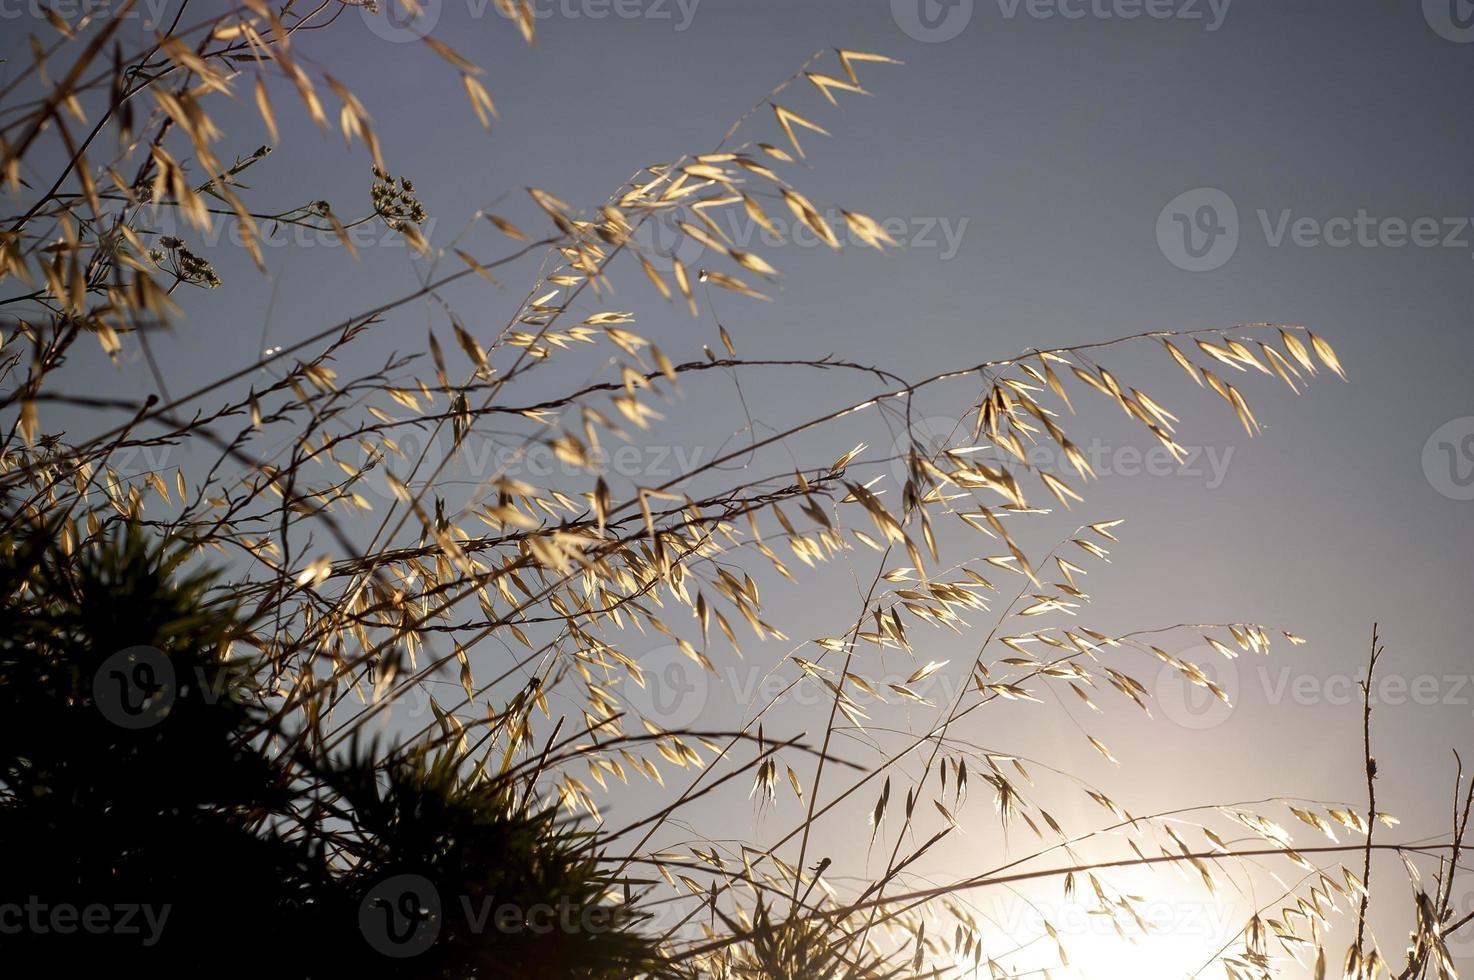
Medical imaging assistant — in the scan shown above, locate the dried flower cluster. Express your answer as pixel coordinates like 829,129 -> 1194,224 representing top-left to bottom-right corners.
371,167 -> 428,233
154,236 -> 221,289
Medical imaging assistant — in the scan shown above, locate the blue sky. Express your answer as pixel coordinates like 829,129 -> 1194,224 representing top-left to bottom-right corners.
5,0 -> 1474,973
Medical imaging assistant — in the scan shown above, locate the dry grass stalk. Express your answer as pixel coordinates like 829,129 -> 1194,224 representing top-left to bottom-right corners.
0,6 -> 1463,978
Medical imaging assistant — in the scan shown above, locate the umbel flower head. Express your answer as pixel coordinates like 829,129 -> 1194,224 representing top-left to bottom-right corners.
155,236 -> 220,288
372,168 -> 429,233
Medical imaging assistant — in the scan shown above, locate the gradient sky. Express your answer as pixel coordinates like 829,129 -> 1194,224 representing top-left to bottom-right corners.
5,0 -> 1474,974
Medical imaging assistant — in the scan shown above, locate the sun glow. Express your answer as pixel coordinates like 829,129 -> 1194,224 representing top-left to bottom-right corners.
964,873 -> 1242,980
1053,909 -> 1232,980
